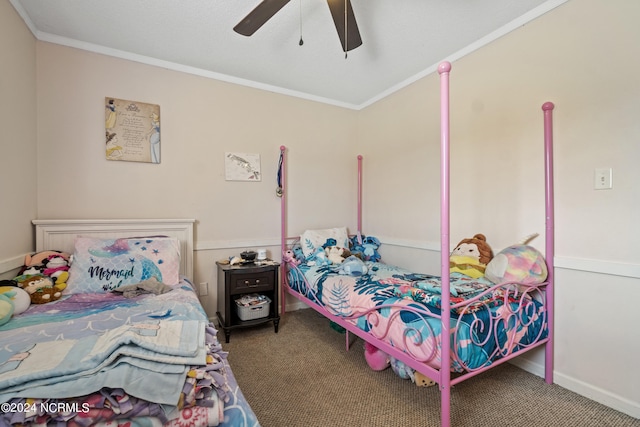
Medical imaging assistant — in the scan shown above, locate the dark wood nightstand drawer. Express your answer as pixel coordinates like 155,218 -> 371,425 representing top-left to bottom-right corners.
231,273 -> 272,293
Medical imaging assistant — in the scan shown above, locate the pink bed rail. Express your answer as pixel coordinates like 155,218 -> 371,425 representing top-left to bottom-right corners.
278,63 -> 555,427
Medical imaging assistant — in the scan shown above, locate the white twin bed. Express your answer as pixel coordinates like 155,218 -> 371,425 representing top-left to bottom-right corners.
0,219 -> 258,427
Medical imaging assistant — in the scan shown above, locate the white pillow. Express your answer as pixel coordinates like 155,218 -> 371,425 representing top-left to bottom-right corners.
300,227 -> 349,258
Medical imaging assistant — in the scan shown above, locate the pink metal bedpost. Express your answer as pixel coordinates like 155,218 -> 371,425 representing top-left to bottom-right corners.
280,145 -> 287,315
357,155 -> 363,234
542,102 -> 555,384
438,61 -> 452,427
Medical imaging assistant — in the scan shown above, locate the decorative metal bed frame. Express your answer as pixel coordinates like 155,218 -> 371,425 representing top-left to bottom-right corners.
278,62 -> 555,427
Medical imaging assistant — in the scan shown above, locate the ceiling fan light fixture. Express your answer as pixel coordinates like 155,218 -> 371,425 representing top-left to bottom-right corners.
234,0 -> 362,54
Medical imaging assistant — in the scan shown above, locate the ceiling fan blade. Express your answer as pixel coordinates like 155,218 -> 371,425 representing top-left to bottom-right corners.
327,0 -> 362,52
234,0 -> 292,36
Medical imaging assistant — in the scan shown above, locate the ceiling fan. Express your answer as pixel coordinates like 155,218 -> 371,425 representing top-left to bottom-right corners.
233,0 -> 363,53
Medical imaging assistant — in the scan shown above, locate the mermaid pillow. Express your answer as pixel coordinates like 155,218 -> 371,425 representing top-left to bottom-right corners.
66,236 -> 181,293
485,245 -> 547,286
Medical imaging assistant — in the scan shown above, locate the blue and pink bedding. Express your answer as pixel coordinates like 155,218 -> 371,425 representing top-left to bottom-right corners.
287,262 -> 547,372
0,279 -> 258,427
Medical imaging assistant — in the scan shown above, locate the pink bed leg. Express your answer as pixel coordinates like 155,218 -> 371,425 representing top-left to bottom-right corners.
357,155 -> 363,233
438,61 -> 452,427
542,102 -> 555,384
280,145 -> 287,315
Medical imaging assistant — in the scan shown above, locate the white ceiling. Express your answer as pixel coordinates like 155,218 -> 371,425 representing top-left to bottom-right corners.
11,0 -> 566,109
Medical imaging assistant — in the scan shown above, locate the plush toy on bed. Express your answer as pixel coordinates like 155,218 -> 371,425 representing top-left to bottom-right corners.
325,246 -> 351,264
338,255 -> 368,276
0,283 -> 31,315
282,249 -> 301,266
0,291 -> 15,326
308,246 -> 332,267
20,250 -> 71,289
14,275 -> 64,304
449,234 -> 493,279
485,236 -> 547,286
350,234 -> 381,262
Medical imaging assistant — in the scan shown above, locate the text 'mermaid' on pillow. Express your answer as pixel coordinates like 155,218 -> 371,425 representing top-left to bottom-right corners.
67,236 -> 181,293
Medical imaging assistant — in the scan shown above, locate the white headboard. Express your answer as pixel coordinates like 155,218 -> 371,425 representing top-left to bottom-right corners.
32,219 -> 195,281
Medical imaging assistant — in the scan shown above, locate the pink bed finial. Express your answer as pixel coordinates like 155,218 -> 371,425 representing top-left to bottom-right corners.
438,61 -> 452,74
542,102 -> 555,111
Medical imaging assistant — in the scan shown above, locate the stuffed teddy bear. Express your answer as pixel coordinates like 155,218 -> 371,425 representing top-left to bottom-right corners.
364,342 -> 390,371
449,233 -> 493,279
325,246 -> 351,264
14,275 -> 64,304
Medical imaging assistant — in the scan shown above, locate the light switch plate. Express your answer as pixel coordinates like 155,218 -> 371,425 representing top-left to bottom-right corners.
594,168 -> 612,190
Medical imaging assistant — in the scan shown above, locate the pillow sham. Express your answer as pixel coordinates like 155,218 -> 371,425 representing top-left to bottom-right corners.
300,227 -> 349,258
66,236 -> 181,293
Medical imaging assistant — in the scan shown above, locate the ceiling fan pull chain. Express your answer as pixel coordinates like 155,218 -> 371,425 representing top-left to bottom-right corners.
299,0 -> 304,46
344,0 -> 348,58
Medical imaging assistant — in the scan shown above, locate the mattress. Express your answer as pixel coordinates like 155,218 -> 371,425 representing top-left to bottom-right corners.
0,278 -> 258,427
287,262 -> 547,372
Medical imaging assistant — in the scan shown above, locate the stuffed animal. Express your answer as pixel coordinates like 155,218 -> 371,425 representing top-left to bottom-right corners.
0,291 -> 15,326
282,249 -> 301,266
449,234 -> 493,279
41,254 -> 70,287
361,236 -> 381,262
338,255 -> 368,276
485,244 -> 547,286
390,357 -> 414,381
308,247 -> 332,267
325,246 -> 351,264
19,251 -> 71,290
364,342 -> 390,371
350,234 -> 381,262
14,275 -> 63,304
414,371 -> 437,387
0,291 -> 16,326
0,286 -> 30,315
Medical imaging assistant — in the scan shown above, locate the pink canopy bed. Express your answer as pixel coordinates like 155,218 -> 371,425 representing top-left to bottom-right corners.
277,62 -> 555,427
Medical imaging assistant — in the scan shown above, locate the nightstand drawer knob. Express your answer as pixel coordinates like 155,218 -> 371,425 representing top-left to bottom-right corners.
244,279 -> 261,286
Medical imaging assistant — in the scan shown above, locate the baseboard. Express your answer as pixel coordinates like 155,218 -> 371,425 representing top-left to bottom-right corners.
282,299 -> 309,313
510,358 -> 640,419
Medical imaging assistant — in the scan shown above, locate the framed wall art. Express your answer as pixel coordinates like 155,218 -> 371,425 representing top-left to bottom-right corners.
105,97 -> 160,164
225,152 -> 261,181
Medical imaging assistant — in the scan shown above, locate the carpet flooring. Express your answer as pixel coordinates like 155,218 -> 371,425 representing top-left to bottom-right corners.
221,308 -> 638,427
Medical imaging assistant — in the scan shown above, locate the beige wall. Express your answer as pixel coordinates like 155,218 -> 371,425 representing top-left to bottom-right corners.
0,0 -> 37,277
35,42 -> 360,315
359,0 -> 639,417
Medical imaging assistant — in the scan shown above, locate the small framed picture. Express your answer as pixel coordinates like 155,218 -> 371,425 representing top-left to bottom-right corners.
225,152 -> 261,181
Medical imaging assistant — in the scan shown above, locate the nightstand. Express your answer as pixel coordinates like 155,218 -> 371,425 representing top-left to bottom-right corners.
216,261 -> 280,343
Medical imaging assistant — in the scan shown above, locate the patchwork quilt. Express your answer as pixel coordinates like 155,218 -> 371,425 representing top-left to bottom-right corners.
0,279 -> 258,427
287,262 -> 547,372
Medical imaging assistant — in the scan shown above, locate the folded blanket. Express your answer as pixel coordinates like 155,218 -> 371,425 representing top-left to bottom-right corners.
112,277 -> 173,298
